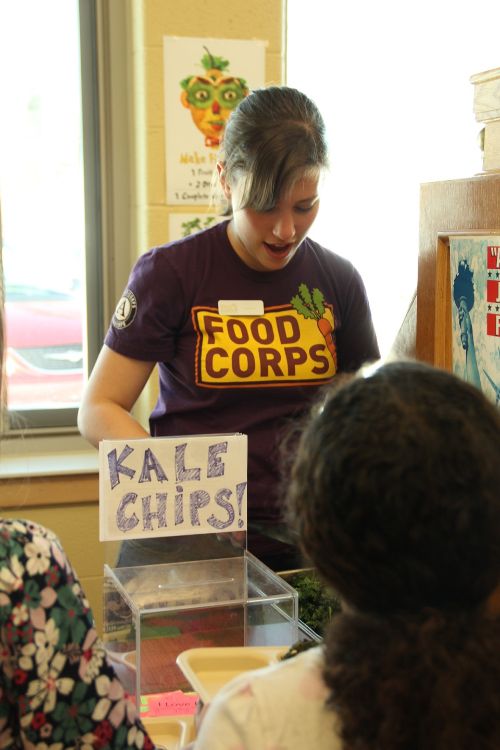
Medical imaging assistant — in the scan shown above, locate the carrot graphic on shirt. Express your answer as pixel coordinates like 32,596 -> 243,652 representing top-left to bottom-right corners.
291,283 -> 337,366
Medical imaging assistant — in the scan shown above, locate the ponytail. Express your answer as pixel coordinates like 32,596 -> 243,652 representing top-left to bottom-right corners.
323,609 -> 500,749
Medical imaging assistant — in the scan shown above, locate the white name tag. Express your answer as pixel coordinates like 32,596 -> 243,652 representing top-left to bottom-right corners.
218,299 -> 264,316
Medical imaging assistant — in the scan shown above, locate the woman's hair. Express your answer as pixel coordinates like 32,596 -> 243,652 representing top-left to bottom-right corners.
217,85 -> 328,212
287,360 -> 500,749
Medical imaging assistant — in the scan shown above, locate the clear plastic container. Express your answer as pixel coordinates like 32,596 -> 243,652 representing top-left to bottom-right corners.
103,550 -> 299,704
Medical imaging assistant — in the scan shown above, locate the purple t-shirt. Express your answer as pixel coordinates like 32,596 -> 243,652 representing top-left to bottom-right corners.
105,220 -> 379,522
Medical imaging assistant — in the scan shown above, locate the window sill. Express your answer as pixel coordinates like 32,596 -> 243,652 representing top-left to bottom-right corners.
0,434 -> 99,509
0,432 -> 98,480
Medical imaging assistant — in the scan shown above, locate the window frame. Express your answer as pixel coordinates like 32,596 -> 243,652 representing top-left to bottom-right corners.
5,0 -> 103,433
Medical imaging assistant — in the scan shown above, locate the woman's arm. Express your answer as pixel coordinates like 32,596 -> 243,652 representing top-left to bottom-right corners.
78,345 -> 156,447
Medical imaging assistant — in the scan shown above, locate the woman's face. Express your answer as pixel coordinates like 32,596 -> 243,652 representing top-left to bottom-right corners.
221,169 -> 321,272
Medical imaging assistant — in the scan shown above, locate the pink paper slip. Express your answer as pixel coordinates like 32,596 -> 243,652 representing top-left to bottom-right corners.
140,690 -> 199,717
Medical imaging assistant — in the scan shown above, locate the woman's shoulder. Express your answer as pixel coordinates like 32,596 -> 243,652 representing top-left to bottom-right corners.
0,518 -> 74,599
130,220 -> 230,282
0,518 -> 63,566
250,644 -> 327,694
217,645 -> 328,705
304,236 -> 357,275
0,517 -> 59,543
198,646 -> 337,749
151,219 -> 229,259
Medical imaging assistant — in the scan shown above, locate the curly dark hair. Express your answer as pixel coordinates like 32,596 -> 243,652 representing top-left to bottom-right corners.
286,360 -> 500,750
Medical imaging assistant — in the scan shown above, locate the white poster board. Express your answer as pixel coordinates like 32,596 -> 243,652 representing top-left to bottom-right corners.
99,434 -> 248,541
163,36 -> 266,205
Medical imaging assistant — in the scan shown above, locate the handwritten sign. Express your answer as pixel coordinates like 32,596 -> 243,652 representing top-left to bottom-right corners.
99,434 -> 247,541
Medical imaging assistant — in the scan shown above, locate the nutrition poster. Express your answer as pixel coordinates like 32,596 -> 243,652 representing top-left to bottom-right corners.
163,36 -> 266,205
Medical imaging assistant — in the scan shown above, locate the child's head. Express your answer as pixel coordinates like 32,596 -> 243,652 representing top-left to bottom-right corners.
217,86 -> 328,212
287,360 -> 500,616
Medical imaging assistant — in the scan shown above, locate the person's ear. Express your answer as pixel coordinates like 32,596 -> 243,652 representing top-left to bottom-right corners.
180,90 -> 190,109
217,162 -> 231,199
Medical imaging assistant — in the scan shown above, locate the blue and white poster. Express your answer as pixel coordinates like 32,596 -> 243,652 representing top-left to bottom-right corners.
450,235 -> 500,405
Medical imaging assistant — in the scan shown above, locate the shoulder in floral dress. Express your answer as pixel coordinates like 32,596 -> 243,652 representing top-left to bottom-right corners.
0,519 -> 154,750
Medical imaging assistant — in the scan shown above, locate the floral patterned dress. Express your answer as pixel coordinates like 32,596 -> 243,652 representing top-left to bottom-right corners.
0,519 -> 155,750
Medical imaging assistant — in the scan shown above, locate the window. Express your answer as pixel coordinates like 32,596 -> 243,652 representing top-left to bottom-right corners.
0,0 -> 102,430
287,0 -> 500,355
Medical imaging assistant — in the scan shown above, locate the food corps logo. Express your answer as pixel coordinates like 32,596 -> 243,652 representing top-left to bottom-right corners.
192,300 -> 337,388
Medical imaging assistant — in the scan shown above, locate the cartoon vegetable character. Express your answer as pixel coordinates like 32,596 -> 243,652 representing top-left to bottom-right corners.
180,47 -> 249,148
291,283 -> 337,365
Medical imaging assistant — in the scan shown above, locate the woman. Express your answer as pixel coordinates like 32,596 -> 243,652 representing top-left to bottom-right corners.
0,285 -> 155,749
78,86 -> 379,568
192,360 -> 500,749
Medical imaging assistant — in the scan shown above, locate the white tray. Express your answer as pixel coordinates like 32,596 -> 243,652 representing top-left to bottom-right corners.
176,646 -> 287,702
142,715 -> 195,750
